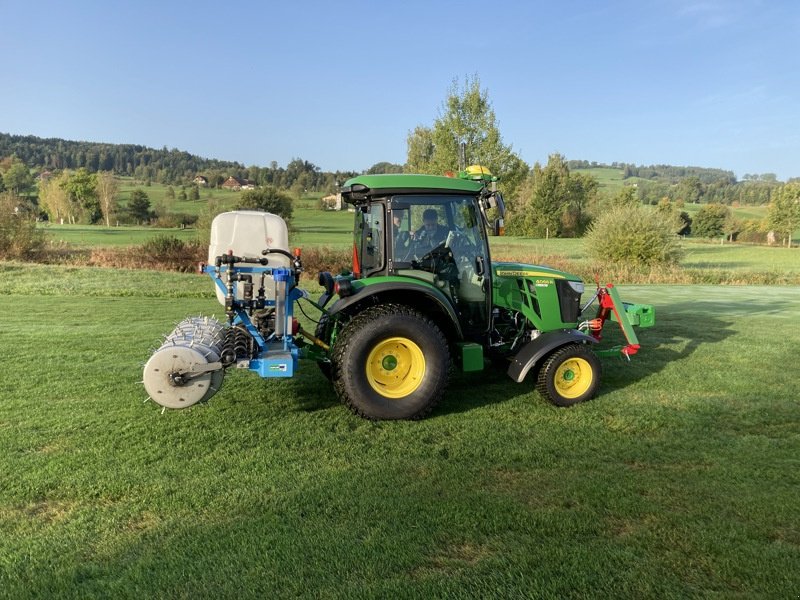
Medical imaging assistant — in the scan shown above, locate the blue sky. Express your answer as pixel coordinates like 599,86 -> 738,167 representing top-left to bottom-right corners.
2,0 -> 798,180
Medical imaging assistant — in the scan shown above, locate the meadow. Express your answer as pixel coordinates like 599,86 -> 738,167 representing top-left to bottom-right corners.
5,184 -> 800,597
0,266 -> 799,597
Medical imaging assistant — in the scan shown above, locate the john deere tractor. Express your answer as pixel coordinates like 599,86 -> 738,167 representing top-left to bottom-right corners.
143,167 -> 654,419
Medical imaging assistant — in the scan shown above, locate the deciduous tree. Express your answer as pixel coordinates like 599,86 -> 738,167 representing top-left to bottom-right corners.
692,203 -> 730,238
767,183 -> 800,247
38,173 -> 71,224
61,168 -> 100,223
236,186 -> 293,224
2,160 -> 33,194
405,76 -> 528,199
509,154 -> 597,238
96,171 -> 118,226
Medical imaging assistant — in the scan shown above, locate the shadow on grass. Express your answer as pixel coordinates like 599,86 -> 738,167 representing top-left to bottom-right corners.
246,293 -> 792,419
433,297 -> 771,416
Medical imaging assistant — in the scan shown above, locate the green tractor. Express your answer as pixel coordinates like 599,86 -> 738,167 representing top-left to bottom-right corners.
313,166 -> 655,419
143,166 -> 654,419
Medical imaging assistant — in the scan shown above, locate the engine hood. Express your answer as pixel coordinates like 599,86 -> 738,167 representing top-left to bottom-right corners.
492,261 -> 581,282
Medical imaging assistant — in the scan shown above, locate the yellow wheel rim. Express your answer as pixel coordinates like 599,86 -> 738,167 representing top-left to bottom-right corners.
554,357 -> 593,399
366,337 -> 426,399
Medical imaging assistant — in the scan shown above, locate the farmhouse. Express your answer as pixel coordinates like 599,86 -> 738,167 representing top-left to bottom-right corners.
221,177 -> 256,191
193,175 -> 208,186
221,176 -> 242,191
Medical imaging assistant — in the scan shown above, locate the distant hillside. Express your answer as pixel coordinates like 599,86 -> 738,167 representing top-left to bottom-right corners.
0,132 -> 359,191
570,164 -> 779,206
566,159 -> 736,185
0,132 -> 244,184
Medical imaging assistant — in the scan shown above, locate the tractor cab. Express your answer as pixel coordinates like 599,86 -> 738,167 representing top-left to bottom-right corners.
342,170 -> 504,337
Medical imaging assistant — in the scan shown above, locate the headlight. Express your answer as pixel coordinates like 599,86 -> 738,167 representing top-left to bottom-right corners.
567,281 -> 585,294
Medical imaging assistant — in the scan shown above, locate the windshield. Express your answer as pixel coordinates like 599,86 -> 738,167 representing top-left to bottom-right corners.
390,194 -> 491,334
391,195 -> 486,264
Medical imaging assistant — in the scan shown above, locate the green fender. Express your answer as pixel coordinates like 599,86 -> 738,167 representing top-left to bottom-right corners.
326,280 -> 464,339
507,330 -> 598,383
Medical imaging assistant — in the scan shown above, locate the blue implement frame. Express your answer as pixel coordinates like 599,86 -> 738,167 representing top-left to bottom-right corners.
203,264 -> 304,378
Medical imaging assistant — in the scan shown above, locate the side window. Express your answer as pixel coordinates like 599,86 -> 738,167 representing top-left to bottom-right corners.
361,203 -> 384,274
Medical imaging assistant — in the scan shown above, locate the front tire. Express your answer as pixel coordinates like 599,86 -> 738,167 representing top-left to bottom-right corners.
332,304 -> 449,420
536,343 -> 600,407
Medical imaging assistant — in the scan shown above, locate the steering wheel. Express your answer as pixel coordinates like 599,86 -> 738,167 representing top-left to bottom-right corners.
444,228 -> 474,256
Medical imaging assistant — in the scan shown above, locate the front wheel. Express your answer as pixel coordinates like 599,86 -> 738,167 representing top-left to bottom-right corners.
332,304 -> 450,420
536,344 -> 600,407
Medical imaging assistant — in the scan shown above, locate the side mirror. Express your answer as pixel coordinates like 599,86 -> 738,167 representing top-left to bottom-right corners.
493,218 -> 505,236
491,192 -> 506,218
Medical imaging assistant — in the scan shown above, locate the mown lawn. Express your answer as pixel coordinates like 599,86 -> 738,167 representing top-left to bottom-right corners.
0,266 -> 798,598
38,224 -> 199,247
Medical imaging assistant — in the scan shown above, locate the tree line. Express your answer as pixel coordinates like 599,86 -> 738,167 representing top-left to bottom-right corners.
0,133 -> 365,192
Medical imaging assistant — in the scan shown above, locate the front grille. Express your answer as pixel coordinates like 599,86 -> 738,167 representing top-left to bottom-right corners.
555,280 -> 582,324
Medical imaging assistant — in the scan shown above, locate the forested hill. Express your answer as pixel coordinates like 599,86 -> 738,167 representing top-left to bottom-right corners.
565,159 -> 737,185
0,132 -> 244,183
0,132 -> 361,191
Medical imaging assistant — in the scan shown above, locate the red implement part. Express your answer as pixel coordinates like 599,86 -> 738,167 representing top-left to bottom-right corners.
593,285 -> 641,357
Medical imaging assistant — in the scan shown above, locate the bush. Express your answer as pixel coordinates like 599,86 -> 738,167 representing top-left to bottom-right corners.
0,192 -> 46,259
152,212 -> 198,228
236,186 -> 293,224
584,205 -> 682,266
141,235 -> 187,256
692,203 -> 730,238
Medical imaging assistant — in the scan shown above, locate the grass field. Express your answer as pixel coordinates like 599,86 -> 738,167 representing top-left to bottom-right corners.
1,265 -> 799,597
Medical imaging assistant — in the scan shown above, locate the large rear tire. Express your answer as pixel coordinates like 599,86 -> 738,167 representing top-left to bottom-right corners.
536,343 -> 600,407
332,304 -> 450,420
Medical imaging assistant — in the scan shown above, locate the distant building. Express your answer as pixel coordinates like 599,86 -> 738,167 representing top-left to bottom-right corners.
321,193 -> 343,210
193,175 -> 208,186
221,176 -> 256,191
221,176 -> 242,191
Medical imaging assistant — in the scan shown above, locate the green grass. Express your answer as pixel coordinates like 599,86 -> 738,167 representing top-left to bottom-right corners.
489,237 -> 800,280
38,224 -> 199,247
1,265 -> 799,597
117,178 -> 240,216
572,167 -> 629,192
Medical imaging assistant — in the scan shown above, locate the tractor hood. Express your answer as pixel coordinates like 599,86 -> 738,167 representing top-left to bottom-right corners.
492,262 -> 582,282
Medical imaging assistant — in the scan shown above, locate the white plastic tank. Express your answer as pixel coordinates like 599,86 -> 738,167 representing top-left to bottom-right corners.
208,210 -> 291,305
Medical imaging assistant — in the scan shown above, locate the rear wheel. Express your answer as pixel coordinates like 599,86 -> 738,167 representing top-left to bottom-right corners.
536,343 -> 600,407
332,304 -> 450,420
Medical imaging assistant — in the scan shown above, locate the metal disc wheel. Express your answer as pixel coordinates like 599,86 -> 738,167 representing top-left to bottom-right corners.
332,304 -> 449,420
365,336 -> 426,398
536,343 -> 600,407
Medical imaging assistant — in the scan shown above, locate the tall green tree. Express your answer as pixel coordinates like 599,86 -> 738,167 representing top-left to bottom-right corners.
96,171 -> 118,226
509,154 -> 597,237
767,183 -> 800,247
692,203 -> 730,238
39,173 -> 71,224
2,160 -> 33,194
128,189 -> 151,223
405,76 -> 528,199
61,168 -> 100,223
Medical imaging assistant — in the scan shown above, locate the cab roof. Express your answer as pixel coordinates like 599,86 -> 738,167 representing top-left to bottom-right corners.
341,173 -> 484,201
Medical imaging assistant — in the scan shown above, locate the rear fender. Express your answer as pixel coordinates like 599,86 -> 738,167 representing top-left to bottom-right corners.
507,330 -> 598,383
326,281 -> 463,340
